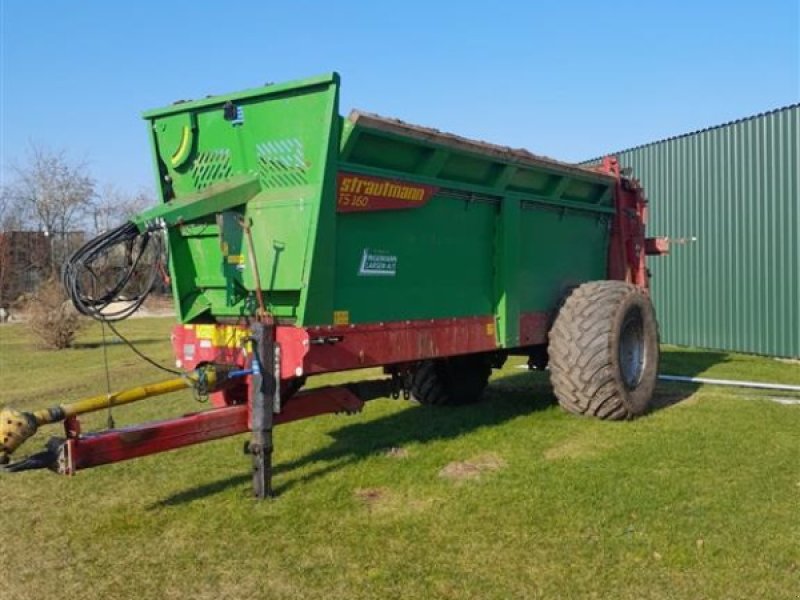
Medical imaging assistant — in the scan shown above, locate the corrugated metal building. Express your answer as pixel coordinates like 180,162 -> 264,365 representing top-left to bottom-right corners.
584,104 -> 799,358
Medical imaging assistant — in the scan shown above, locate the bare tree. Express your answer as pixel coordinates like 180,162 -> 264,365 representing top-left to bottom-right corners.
0,190 -> 31,307
0,191 -> 22,231
90,184 -> 168,298
3,144 -> 96,272
93,184 -> 154,233
0,194 -> 8,228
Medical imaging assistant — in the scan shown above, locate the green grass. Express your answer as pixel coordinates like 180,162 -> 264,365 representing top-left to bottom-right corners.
1,318 -> 799,599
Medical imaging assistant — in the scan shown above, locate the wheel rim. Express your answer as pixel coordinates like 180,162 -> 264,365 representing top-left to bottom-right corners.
619,306 -> 646,389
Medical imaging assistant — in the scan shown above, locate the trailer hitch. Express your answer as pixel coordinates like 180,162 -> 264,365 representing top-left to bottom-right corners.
0,363 -> 238,469
1,438 -> 64,473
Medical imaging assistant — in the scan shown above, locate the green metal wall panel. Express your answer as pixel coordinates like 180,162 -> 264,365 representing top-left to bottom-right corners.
334,196 -> 496,323
586,105 -> 799,358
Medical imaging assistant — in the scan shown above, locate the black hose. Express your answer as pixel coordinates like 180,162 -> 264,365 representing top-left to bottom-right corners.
62,221 -> 163,322
62,222 -> 188,376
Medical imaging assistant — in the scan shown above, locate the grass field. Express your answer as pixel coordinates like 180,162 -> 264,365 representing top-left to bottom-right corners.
1,318 -> 799,599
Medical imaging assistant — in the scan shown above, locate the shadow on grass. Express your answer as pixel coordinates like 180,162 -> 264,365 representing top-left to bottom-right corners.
156,473 -> 252,505
154,349 -> 730,505
153,371 -> 555,506
652,348 -> 729,410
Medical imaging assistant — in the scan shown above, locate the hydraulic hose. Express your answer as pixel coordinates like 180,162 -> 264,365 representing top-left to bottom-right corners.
62,221 -> 163,322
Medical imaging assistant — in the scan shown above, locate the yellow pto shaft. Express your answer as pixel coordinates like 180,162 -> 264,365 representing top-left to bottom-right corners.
0,365 -> 224,464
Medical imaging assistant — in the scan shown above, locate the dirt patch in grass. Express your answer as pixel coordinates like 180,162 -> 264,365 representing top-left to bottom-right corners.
439,452 -> 506,481
354,487 -> 389,506
353,487 -> 432,517
382,446 -> 409,459
544,435 -> 618,461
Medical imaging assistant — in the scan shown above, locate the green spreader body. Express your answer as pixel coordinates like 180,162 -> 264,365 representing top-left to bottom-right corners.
138,72 -> 626,350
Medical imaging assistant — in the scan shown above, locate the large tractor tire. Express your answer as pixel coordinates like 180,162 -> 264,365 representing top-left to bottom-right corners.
411,354 -> 492,406
548,281 -> 659,420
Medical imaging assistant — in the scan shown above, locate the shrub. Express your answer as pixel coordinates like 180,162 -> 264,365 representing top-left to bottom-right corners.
27,278 -> 84,349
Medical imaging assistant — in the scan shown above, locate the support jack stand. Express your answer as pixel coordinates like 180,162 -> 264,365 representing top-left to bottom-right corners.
249,322 -> 277,499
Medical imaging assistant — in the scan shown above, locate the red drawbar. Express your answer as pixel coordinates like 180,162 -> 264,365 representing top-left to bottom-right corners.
66,405 -> 248,473
64,386 -> 367,473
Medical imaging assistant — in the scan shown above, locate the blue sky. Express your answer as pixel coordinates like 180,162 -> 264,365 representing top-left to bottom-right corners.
1,1 -> 798,194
